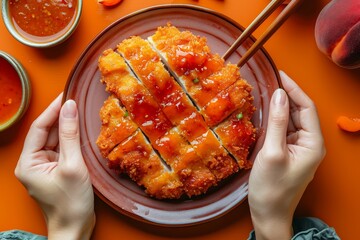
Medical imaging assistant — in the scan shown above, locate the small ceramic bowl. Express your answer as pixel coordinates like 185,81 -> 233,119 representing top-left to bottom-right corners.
1,0 -> 82,48
0,51 -> 31,132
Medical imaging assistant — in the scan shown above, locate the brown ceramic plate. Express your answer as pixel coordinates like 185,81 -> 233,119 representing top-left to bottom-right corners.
63,4 -> 280,227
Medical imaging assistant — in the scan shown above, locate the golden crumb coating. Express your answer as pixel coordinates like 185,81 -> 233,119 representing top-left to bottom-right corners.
96,95 -> 137,157
96,24 -> 257,199
107,130 -> 184,199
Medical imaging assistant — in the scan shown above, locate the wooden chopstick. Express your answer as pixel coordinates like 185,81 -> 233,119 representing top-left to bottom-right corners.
223,0 -> 304,67
222,0 -> 286,60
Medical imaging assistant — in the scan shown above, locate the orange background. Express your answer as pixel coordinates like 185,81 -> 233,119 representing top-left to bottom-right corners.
0,0 -> 359,239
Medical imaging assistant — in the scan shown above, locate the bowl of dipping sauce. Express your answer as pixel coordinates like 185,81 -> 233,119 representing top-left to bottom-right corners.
0,51 -> 31,132
1,0 -> 82,48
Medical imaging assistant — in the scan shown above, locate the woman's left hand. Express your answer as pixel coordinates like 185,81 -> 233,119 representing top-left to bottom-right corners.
15,93 -> 95,240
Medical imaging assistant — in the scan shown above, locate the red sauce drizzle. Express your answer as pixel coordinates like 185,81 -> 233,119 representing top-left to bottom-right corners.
0,57 -> 22,124
129,92 -> 173,141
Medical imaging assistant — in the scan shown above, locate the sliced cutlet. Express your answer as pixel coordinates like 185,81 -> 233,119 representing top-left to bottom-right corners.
107,130 -> 184,199
117,36 -> 197,125
98,49 -> 172,142
96,95 -> 138,158
191,64 -> 241,108
118,36 -> 239,182
201,78 -> 254,127
214,102 -> 257,169
97,25 -> 257,198
149,25 -> 256,168
99,49 -> 217,196
148,24 -> 224,83
148,24 -> 236,109
154,127 -> 216,197
117,36 -> 208,141
190,130 -> 239,180
177,112 -> 239,181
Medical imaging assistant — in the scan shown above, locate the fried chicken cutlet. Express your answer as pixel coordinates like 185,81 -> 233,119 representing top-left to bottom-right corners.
96,24 -> 256,199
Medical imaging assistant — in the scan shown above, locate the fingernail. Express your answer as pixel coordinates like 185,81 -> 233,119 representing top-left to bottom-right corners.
62,100 -> 77,118
273,89 -> 286,106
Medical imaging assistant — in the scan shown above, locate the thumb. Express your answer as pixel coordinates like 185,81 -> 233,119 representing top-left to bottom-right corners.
59,100 -> 82,166
263,89 -> 289,151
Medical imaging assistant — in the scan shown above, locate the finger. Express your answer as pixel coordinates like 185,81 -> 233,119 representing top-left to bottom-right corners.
44,150 -> 59,163
44,123 -> 59,150
58,100 -> 83,169
287,100 -> 297,134
22,93 -> 63,155
280,71 -> 312,107
279,71 -> 322,135
263,88 -> 289,152
288,99 -> 300,128
286,131 -> 299,145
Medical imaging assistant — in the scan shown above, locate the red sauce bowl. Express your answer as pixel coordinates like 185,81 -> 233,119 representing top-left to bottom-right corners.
0,51 -> 31,132
1,0 -> 82,48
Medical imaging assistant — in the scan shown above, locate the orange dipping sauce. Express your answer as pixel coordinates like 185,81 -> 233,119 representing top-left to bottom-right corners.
0,57 -> 22,125
9,0 -> 76,38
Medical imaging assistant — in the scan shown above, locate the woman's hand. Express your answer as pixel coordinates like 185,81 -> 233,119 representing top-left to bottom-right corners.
248,71 -> 326,240
15,94 -> 95,240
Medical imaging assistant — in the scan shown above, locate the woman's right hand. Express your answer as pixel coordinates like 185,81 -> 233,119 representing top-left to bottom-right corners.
248,71 -> 326,239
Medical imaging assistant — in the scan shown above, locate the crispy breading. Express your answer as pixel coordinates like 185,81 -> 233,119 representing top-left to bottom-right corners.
214,102 -> 257,169
201,79 -> 254,127
96,25 -> 257,199
96,95 -> 137,158
118,36 -> 240,183
107,130 -> 184,199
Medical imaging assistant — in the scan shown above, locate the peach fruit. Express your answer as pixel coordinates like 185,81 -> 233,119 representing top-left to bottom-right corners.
315,0 -> 360,69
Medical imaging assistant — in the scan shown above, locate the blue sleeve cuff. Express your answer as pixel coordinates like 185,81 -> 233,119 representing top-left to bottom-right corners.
248,217 -> 340,240
0,230 -> 47,240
